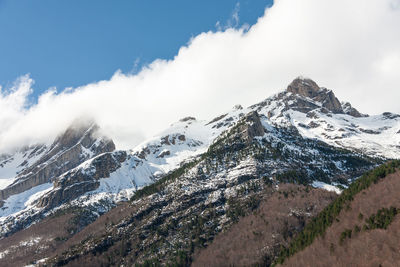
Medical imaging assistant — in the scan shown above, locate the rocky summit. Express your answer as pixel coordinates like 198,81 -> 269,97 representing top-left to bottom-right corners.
0,78 -> 399,266
286,77 -> 362,116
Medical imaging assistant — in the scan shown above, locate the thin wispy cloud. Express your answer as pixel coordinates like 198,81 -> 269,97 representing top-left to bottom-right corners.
228,2 -> 240,28
0,0 -> 399,153
216,2 -> 241,31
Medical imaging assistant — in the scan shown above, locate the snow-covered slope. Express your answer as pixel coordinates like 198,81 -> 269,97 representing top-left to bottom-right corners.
288,110 -> 400,158
128,109 -> 245,181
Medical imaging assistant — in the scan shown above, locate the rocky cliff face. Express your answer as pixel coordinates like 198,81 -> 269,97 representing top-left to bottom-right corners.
0,121 -> 115,208
37,151 -> 126,210
286,77 -> 363,117
237,111 -> 265,142
0,122 -> 115,203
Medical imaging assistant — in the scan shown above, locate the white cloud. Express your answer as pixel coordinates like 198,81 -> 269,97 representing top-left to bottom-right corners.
0,0 -> 399,152
0,75 -> 32,139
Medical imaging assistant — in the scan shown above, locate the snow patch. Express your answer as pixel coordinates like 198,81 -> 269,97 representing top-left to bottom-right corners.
0,183 -> 53,218
312,181 -> 342,194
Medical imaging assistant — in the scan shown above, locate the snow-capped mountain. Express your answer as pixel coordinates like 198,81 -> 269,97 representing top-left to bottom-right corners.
42,76 -> 397,265
0,105 -> 245,236
252,78 -> 400,158
0,77 -> 399,241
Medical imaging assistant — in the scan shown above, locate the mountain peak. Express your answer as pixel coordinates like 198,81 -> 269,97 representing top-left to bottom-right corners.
286,77 -> 322,98
53,119 -> 98,150
286,77 -> 363,116
286,77 -> 342,113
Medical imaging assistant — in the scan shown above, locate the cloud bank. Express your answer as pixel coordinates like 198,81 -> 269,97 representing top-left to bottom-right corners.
0,0 -> 399,152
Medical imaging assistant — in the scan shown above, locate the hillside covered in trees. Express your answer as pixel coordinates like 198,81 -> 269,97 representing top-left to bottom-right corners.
277,161 -> 400,266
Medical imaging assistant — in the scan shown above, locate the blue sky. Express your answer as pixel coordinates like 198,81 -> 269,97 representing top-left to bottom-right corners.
0,0 -> 272,98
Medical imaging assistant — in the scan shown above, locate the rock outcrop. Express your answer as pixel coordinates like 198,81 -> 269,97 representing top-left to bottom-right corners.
286,77 -> 364,117
238,111 -> 265,143
287,77 -> 343,113
36,151 -> 126,209
342,102 -> 365,117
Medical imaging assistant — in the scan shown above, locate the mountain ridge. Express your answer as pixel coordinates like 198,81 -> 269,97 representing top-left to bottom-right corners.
1,77 -> 398,234
0,77 -> 398,266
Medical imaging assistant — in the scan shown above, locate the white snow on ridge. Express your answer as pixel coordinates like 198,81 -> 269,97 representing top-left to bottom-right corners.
254,92 -> 400,159
73,107 -> 248,206
288,110 -> 400,159
312,181 -> 342,194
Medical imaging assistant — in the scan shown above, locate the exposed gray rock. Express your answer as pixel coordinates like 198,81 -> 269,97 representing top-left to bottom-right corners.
308,121 -> 320,128
382,112 -> 400,120
178,134 -> 186,141
287,77 -> 321,98
288,96 -> 321,114
359,128 -> 381,135
160,134 -> 189,146
179,117 -> 196,122
286,77 -> 365,117
342,102 -> 365,118
287,77 -> 342,114
157,150 -> 171,158
237,111 -> 265,143
207,114 -> 228,125
37,151 -> 126,209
